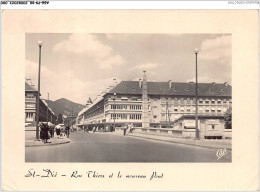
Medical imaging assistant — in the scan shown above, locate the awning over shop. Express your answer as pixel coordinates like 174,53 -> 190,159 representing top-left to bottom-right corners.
184,126 -> 195,129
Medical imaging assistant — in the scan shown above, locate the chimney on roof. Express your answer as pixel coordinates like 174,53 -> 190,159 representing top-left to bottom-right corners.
168,80 -> 172,89
139,78 -> 142,88
224,82 -> 228,86
212,82 -> 216,85
189,81 -> 194,84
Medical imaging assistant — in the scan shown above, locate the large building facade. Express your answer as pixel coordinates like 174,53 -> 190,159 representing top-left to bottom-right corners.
77,76 -> 232,133
25,81 -> 56,125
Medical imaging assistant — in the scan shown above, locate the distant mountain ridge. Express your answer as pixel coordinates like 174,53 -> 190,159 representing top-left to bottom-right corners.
45,98 -> 85,116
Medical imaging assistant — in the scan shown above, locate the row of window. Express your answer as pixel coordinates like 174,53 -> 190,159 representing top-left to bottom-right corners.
199,100 -> 230,104
111,114 -> 127,120
108,105 -> 226,114
108,96 -> 232,104
111,104 -> 127,110
109,97 -> 141,101
110,104 -> 142,110
160,100 -> 230,108
25,94 -> 35,98
161,100 -> 230,105
130,114 -> 142,120
110,114 -> 142,120
25,112 -> 34,118
129,105 -> 142,110
161,107 -> 225,113
25,104 -> 36,108
160,97 -> 231,102
159,104 -> 227,112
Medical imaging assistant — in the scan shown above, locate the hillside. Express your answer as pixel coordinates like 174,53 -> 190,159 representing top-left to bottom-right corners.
45,98 -> 85,116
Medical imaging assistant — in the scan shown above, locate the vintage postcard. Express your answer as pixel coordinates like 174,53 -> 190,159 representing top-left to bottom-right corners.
24,33 -> 232,163
2,9 -> 259,191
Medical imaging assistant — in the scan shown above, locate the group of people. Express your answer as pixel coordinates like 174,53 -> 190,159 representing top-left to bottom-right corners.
39,122 -> 71,144
123,123 -> 133,136
54,124 -> 70,138
82,125 -> 115,133
81,124 -> 133,136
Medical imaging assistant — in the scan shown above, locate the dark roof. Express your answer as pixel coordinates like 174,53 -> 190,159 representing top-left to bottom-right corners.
25,82 -> 37,92
109,81 -> 231,97
171,114 -> 225,124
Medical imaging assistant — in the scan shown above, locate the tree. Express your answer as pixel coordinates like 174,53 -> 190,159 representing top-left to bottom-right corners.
58,113 -> 63,124
224,106 -> 232,129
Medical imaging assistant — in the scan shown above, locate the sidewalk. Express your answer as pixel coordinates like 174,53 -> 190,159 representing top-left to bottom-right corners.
25,130 -> 70,147
126,132 -> 231,150
26,137 -> 70,147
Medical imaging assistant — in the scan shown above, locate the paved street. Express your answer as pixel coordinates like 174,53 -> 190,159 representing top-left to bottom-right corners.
26,132 -> 231,162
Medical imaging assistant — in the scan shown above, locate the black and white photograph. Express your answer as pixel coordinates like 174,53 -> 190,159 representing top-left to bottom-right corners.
2,7 -> 259,192
25,33 -> 232,162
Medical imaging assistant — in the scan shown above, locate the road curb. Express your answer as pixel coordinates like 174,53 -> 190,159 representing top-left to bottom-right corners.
25,140 -> 70,147
128,134 -> 232,151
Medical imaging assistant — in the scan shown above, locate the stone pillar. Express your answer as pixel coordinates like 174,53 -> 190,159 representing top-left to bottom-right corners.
142,70 -> 150,128
33,113 -> 36,123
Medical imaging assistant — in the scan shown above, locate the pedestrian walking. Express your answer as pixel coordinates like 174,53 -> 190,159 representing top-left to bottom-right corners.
123,124 -> 127,136
41,122 -> 49,143
48,122 -> 54,138
65,125 -> 70,138
128,123 -> 133,133
93,126 -> 97,133
55,124 -> 61,138
39,122 -> 44,142
113,125 -> 115,132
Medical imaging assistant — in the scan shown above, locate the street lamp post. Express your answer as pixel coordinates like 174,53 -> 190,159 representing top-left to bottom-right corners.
112,93 -> 116,131
194,48 -> 200,140
36,40 -> 43,140
47,93 -> 49,123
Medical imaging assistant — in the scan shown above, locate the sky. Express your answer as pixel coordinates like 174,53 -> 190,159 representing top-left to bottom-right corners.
25,33 -> 231,105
